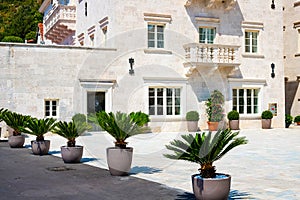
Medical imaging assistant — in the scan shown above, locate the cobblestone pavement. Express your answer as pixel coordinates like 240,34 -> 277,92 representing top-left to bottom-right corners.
2,126 -> 300,199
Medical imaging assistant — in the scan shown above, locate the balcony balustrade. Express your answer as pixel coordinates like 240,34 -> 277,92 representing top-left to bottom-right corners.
43,4 -> 76,44
183,43 -> 240,68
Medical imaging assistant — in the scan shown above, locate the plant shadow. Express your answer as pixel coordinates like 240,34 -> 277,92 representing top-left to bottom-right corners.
48,150 -> 61,155
175,190 -> 253,200
81,157 -> 99,163
130,166 -> 162,175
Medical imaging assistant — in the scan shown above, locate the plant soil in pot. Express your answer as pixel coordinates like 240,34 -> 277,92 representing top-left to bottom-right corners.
107,147 -> 133,176
192,173 -> 231,200
164,129 -> 247,200
96,111 -> 150,176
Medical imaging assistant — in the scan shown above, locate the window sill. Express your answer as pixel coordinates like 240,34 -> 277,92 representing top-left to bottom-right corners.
144,48 -> 172,55
150,116 -> 184,122
242,53 -> 265,59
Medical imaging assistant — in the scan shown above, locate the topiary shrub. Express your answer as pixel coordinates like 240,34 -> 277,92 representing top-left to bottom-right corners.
285,114 -> 293,128
186,111 -> 199,121
294,115 -> 300,123
1,36 -> 23,43
227,110 -> 239,120
261,110 -> 273,119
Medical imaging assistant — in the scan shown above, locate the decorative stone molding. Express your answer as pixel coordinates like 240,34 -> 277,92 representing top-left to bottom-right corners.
195,17 -> 220,24
293,21 -> 300,29
99,16 -> 109,30
144,13 -> 172,23
242,21 -> 264,30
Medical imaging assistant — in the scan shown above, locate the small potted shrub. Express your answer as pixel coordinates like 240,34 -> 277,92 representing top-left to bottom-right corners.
21,117 -> 56,155
52,115 -> 91,163
285,114 -> 293,128
186,111 -> 199,132
261,110 -> 273,129
227,110 -> 240,130
294,115 -> 300,125
95,111 -> 150,176
164,129 -> 248,199
1,110 -> 30,148
206,90 -> 225,131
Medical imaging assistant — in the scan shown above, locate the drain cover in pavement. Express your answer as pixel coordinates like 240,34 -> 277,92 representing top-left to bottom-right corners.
47,166 -> 75,171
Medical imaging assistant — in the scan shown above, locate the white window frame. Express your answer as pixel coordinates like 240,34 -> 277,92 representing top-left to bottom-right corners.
148,87 -> 181,116
199,27 -> 216,44
147,24 -> 165,48
232,88 -> 260,115
245,30 -> 259,53
44,99 -> 59,118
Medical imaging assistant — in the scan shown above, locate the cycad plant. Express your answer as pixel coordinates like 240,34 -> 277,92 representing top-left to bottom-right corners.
52,121 -> 81,147
1,110 -> 31,136
0,108 -> 8,122
164,129 -> 248,178
96,111 -> 150,148
21,117 -> 56,141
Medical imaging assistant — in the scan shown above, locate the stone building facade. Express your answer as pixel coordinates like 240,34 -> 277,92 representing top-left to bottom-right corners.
1,0 -> 297,132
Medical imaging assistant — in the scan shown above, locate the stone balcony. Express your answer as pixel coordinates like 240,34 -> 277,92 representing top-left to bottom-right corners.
185,0 -> 237,10
43,4 -> 76,44
183,43 -> 240,73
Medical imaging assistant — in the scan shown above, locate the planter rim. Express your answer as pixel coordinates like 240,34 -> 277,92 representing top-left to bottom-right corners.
61,145 -> 83,148
107,146 -> 133,150
31,139 -> 50,142
192,173 -> 231,180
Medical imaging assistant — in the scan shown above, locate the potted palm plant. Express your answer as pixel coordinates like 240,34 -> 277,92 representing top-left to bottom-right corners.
261,110 -> 273,129
186,111 -> 200,132
164,129 -> 248,200
227,110 -> 240,130
1,110 -> 30,148
294,115 -> 300,125
21,117 -> 56,155
95,111 -> 150,176
206,90 -> 225,131
52,114 -> 91,163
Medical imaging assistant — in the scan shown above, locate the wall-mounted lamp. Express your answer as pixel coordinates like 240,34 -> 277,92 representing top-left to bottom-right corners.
129,58 -> 134,75
271,63 -> 275,78
271,0 -> 275,9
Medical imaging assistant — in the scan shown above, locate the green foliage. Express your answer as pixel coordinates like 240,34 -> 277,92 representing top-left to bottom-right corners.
129,111 -> 150,126
21,117 -> 56,141
261,110 -> 273,119
164,129 -> 248,178
72,113 -> 92,134
285,114 -> 293,124
294,115 -> 300,123
227,110 -> 239,120
206,90 -> 225,122
186,111 -> 199,121
25,31 -> 36,41
52,121 -> 80,147
0,0 -> 43,41
0,108 -> 8,122
1,110 -> 31,136
95,111 -> 150,148
1,36 -> 23,43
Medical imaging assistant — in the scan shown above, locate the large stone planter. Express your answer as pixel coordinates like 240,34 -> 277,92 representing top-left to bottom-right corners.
262,119 -> 272,129
187,121 -> 198,132
61,146 -> 83,163
229,120 -> 239,130
106,147 -> 133,176
31,140 -> 50,155
192,173 -> 231,200
207,121 -> 219,131
8,135 -> 25,148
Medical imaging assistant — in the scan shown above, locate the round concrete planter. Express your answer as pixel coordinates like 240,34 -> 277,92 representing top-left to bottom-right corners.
106,147 -> 133,176
31,140 -> 50,155
8,135 -> 25,148
187,121 -> 198,132
207,121 -> 219,131
192,173 -> 231,200
262,119 -> 272,129
229,120 -> 239,130
60,146 -> 83,163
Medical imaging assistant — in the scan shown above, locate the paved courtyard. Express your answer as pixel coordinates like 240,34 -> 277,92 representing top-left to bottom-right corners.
2,126 -> 300,199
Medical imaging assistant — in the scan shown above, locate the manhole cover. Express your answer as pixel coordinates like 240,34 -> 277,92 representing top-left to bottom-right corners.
47,166 -> 75,171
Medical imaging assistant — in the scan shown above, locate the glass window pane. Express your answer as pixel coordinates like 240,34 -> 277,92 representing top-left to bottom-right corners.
157,106 -> 163,115
157,41 -> 164,48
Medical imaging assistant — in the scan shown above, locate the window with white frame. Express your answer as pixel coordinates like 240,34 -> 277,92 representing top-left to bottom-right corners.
245,31 -> 258,53
149,87 -> 181,116
232,88 -> 259,114
148,24 -> 164,48
199,27 -> 216,44
45,100 -> 59,117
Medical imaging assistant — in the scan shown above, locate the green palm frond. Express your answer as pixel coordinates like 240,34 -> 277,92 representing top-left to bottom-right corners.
0,108 -> 8,122
21,117 -> 56,141
96,111 -> 150,147
52,121 -> 79,147
1,110 -> 31,135
164,129 -> 248,177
